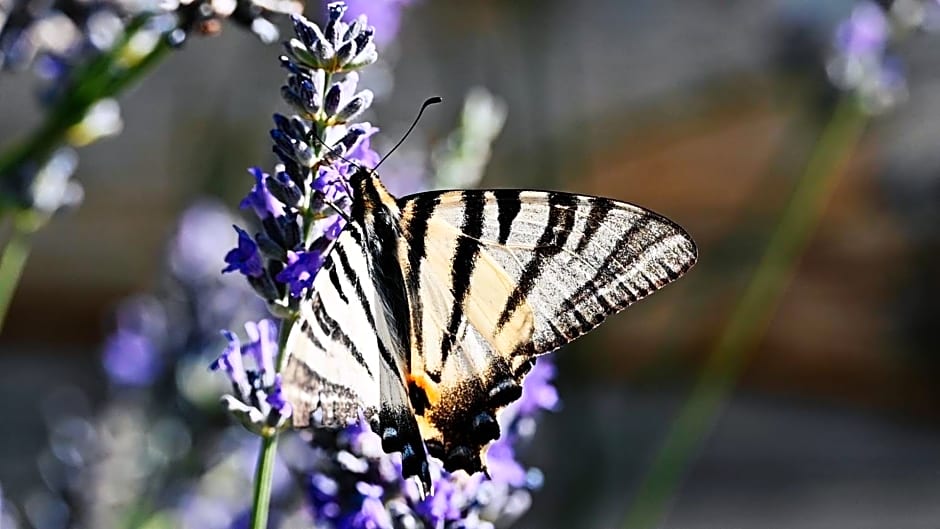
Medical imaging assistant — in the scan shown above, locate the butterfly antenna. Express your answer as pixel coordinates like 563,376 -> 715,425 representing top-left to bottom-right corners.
322,198 -> 352,223
308,132 -> 357,199
375,96 -> 443,170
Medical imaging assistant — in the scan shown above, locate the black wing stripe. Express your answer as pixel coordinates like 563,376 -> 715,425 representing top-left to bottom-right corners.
309,298 -> 373,378
561,215 -> 656,319
334,244 -> 377,331
327,264 -> 349,305
494,190 -> 522,245
574,198 -> 614,254
403,193 -> 439,360
441,192 -> 486,363
496,193 -> 579,330
333,239 -> 406,386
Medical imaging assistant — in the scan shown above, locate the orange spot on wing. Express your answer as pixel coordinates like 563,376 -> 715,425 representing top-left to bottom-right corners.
407,372 -> 441,406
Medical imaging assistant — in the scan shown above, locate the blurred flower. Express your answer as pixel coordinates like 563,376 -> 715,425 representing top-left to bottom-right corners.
835,1 -> 889,56
503,358 -> 559,422
0,0 -> 301,220
2,147 -> 84,219
431,88 -> 508,190
171,200 -> 247,279
337,0 -> 413,46
826,0 -> 940,114
0,0 -> 300,74
102,328 -> 163,387
98,201 -> 264,392
27,200 -> 268,527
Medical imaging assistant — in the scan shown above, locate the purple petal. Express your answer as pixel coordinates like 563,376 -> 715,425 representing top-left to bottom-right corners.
346,127 -> 380,168
486,437 -> 527,488
276,249 -> 326,297
240,167 -> 286,219
314,164 -> 351,203
222,226 -> 264,277
266,374 -> 293,420
243,319 -> 279,383
211,330 -> 251,396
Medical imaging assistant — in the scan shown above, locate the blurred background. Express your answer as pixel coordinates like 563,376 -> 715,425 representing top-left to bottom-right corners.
2,0 -> 940,528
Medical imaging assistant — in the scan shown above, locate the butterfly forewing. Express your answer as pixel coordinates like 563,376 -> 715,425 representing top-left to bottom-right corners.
395,189 -> 697,473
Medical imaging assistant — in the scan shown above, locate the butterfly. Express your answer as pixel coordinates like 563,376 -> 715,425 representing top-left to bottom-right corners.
281,165 -> 697,494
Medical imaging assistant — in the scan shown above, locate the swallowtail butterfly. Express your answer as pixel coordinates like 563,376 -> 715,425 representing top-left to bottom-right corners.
281,166 -> 697,493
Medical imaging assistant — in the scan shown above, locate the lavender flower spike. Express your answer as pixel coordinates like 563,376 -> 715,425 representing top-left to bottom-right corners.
211,319 -> 291,435
221,5 -> 379,308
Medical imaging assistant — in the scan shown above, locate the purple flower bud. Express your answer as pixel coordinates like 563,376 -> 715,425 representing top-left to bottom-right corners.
335,90 -> 373,123
265,170 -> 303,208
290,15 -> 318,48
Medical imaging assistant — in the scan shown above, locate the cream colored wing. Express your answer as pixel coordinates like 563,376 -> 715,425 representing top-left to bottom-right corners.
281,226 -> 383,429
396,189 -> 697,473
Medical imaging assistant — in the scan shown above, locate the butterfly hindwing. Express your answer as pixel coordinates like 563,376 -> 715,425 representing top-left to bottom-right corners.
397,189 -> 697,473
282,226 -> 383,428
283,219 -> 432,491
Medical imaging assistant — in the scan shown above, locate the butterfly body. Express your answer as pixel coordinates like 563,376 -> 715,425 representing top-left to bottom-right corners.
282,167 -> 697,492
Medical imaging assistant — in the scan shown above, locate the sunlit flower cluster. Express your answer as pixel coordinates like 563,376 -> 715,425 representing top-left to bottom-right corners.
222,4 -> 379,314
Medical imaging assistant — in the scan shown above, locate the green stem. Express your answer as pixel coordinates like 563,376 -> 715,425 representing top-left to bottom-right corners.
622,96 -> 867,529
249,434 -> 279,529
249,317 -> 295,529
0,17 -> 171,209
0,226 -> 31,333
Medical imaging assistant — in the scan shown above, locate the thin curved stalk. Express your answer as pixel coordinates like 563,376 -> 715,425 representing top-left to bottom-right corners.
622,96 -> 867,529
0,227 -> 31,333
